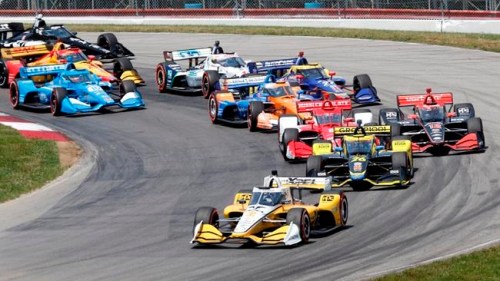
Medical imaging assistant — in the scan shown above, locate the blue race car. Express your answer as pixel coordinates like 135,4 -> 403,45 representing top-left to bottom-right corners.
9,63 -> 144,116
281,64 -> 380,105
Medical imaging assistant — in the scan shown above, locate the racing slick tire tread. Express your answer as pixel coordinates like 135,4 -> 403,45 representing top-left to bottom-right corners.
353,74 -> 372,93
248,101 -> 264,132
9,79 -> 21,109
0,59 -> 9,88
97,33 -> 119,53
282,128 -> 299,160
306,155 -> 323,177
467,117 -> 485,148
391,152 -> 409,179
113,58 -> 134,79
51,87 -> 67,116
202,70 -> 220,99
120,80 -> 136,98
390,123 -> 402,138
193,207 -> 219,233
286,208 -> 311,244
208,93 -> 219,124
155,62 -> 173,93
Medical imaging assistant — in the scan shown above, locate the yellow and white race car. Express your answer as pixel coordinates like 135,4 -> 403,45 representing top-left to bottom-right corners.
191,173 -> 348,246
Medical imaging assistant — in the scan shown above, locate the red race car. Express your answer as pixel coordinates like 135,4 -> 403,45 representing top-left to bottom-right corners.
278,99 -> 376,161
378,88 -> 486,155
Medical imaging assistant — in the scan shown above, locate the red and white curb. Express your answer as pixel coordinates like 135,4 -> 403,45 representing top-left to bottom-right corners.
0,113 -> 69,141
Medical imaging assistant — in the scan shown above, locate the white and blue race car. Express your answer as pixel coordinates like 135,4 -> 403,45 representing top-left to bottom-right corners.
9,63 -> 144,116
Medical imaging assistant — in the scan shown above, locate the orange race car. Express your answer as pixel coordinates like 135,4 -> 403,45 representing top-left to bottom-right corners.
0,42 -> 144,87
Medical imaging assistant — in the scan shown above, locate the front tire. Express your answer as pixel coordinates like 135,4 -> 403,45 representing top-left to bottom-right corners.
286,208 -> 310,244
120,80 -> 136,97
282,128 -> 299,161
306,155 -> 323,177
193,207 -> 219,233
208,94 -> 219,124
97,33 -> 118,53
353,74 -> 372,93
391,152 -> 409,180
248,101 -> 264,132
50,87 -> 67,116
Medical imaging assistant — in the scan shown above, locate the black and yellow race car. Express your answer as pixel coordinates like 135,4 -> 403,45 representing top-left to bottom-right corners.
306,122 -> 414,190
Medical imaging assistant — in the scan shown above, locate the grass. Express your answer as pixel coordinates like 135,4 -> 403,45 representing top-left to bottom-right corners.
0,124 -> 62,203
373,244 -> 500,281
66,24 -> 500,53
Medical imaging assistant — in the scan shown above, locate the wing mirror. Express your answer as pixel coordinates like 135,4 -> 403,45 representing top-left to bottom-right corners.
334,147 -> 343,152
328,71 -> 336,77
88,55 -> 95,61
344,117 -> 354,122
375,145 -> 384,151
408,114 -> 417,119
447,112 -> 456,118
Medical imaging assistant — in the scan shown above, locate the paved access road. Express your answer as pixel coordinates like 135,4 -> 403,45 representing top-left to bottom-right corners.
0,33 -> 499,281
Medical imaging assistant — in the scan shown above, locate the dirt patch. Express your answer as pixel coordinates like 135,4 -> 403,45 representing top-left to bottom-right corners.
57,141 -> 83,169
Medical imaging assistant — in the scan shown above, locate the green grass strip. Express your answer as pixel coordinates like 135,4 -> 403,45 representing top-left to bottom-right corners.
66,24 -> 500,53
0,125 -> 62,203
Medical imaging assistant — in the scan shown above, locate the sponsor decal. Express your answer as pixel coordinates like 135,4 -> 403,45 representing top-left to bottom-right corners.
393,141 -> 407,146
179,49 -> 200,57
458,107 -> 470,115
389,169 -> 400,175
24,64 -> 66,73
386,111 -> 398,118
335,126 -> 390,134
257,59 -> 295,68
317,172 -> 327,176
429,123 -> 442,129
351,155 -> 367,162
286,177 -> 316,185
0,23 -> 10,30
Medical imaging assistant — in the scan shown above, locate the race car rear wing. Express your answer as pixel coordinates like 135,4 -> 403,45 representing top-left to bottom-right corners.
0,43 -> 50,59
163,47 -> 212,62
0,22 -> 25,41
248,58 -> 297,74
263,175 -> 332,191
19,64 -> 69,78
296,99 -> 352,113
219,75 -> 267,89
334,125 -> 391,136
397,92 -> 454,107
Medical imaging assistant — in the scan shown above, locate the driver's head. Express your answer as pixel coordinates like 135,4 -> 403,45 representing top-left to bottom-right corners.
215,40 -> 220,46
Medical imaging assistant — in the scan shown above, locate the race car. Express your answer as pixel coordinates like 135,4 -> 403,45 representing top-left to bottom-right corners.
155,47 -> 251,96
278,99 -> 376,161
306,122 -> 414,190
281,64 -> 380,105
9,63 -> 144,116
191,173 -> 348,246
1,15 -> 134,59
378,88 -> 486,155
0,42 -> 143,88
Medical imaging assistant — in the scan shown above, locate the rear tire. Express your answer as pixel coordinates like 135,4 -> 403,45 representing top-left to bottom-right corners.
202,71 -> 220,98
155,63 -> 169,93
248,101 -> 264,132
286,208 -> 310,243
306,155 -> 323,177
50,87 -> 67,116
0,59 -> 9,88
193,207 -> 219,233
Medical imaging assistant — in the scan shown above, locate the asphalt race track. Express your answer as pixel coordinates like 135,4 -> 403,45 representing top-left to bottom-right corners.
0,33 -> 499,281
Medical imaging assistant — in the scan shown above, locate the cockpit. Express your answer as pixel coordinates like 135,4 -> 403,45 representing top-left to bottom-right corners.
59,51 -> 87,63
418,106 -> 445,122
315,113 -> 342,125
64,71 -> 92,83
249,191 -> 285,207
297,67 -> 328,80
213,56 -> 246,68
345,138 -> 373,155
262,84 -> 294,97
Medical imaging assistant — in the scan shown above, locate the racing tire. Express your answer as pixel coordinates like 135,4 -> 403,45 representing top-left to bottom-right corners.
390,123 -> 401,138
113,58 -> 134,79
286,208 -> 310,244
467,117 -> 485,148
9,80 -> 20,109
119,80 -> 136,98
248,101 -> 264,132
155,63 -> 169,93
379,108 -> 400,125
353,74 -> 372,93
202,71 -> 220,99
454,103 -> 475,119
0,59 -> 9,88
193,207 -> 219,233
208,94 -> 219,124
282,128 -> 299,161
391,152 -> 409,179
97,33 -> 118,53
50,87 -> 67,116
306,155 -> 323,177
